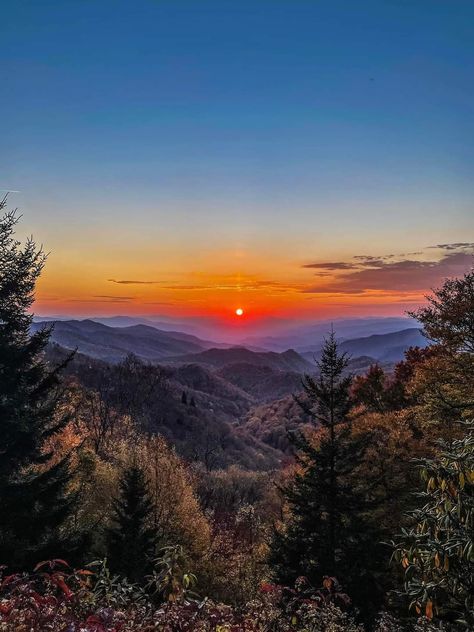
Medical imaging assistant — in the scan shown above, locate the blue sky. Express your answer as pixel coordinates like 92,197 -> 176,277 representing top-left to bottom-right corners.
2,1 -> 473,320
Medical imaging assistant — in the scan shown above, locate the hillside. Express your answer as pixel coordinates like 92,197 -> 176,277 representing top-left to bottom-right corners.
166,346 -> 314,373
216,363 -> 305,402
45,343 -> 281,470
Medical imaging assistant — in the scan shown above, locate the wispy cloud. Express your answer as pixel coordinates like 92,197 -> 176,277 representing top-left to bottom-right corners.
93,295 -> 135,300
108,279 -> 163,285
67,296 -> 135,303
162,279 -> 300,292
302,262 -> 357,270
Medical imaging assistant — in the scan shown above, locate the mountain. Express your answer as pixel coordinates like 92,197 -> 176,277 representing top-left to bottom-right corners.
338,328 -> 427,362
242,317 -> 418,352
32,319 -> 221,363
165,347 -> 314,373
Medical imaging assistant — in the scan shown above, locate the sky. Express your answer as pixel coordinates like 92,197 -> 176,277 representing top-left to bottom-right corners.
2,0 -> 474,328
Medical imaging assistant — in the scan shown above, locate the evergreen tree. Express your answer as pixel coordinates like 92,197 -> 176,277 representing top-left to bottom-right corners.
106,463 -> 156,583
0,202 -> 76,569
270,332 -> 383,617
181,390 -> 187,405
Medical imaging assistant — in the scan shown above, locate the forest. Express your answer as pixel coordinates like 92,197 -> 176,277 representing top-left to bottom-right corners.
1,201 -> 473,631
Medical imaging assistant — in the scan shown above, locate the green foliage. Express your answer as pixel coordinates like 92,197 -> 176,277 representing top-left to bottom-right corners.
87,558 -> 149,608
393,422 -> 474,628
105,463 -> 156,584
0,203 -> 76,569
146,544 -> 197,602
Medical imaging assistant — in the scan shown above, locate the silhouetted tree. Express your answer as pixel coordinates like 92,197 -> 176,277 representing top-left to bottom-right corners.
271,332 -> 383,618
0,201 -> 76,568
106,464 -> 156,583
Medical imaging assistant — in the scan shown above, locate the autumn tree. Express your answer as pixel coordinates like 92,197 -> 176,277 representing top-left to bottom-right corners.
352,363 -> 388,412
409,270 -> 474,425
0,203 -> 76,568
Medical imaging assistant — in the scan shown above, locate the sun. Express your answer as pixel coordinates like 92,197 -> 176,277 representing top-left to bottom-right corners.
235,308 -> 244,316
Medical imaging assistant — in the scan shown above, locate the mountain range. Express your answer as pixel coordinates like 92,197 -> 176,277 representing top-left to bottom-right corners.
33,318 -> 427,368
38,317 -> 429,469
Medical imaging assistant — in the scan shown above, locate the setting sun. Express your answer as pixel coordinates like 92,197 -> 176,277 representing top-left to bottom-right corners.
235,308 -> 244,316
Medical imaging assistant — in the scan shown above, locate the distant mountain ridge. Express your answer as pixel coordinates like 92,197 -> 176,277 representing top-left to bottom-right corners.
340,328 -> 427,362
32,319 -> 215,363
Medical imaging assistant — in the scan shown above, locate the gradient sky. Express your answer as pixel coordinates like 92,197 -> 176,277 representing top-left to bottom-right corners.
2,1 -> 474,325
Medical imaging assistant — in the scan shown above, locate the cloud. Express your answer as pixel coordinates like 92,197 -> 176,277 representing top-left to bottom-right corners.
93,295 -> 135,300
303,262 -> 357,270
68,299 -> 133,303
162,279 -> 299,292
428,242 -> 474,251
108,279 -> 163,285
302,252 -> 473,295
67,295 -> 135,303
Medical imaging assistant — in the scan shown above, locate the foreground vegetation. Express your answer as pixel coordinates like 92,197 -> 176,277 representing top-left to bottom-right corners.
0,199 -> 473,629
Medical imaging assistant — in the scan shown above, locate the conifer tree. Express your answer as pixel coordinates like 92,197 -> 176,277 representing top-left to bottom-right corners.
270,332 -> 383,616
106,463 -> 156,583
0,201 -> 75,568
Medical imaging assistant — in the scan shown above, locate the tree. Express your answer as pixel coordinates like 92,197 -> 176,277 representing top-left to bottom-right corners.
0,202 -> 76,568
411,270 -> 474,354
393,422 -> 474,627
270,332 -> 383,618
409,270 -> 474,425
106,463 -> 156,583
352,363 -> 387,413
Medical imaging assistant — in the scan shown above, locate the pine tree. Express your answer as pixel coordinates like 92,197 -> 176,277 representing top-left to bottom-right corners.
106,464 -> 156,583
270,332 -> 383,617
0,202 -> 76,569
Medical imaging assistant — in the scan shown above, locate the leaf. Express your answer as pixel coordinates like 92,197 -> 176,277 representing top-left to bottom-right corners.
426,600 -> 433,620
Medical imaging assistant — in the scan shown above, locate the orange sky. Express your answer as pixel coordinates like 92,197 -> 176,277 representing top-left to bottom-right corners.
32,230 -> 474,325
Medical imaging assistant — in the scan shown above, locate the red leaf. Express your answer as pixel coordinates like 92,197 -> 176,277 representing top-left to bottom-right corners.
0,601 -> 12,615
50,575 -> 74,600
